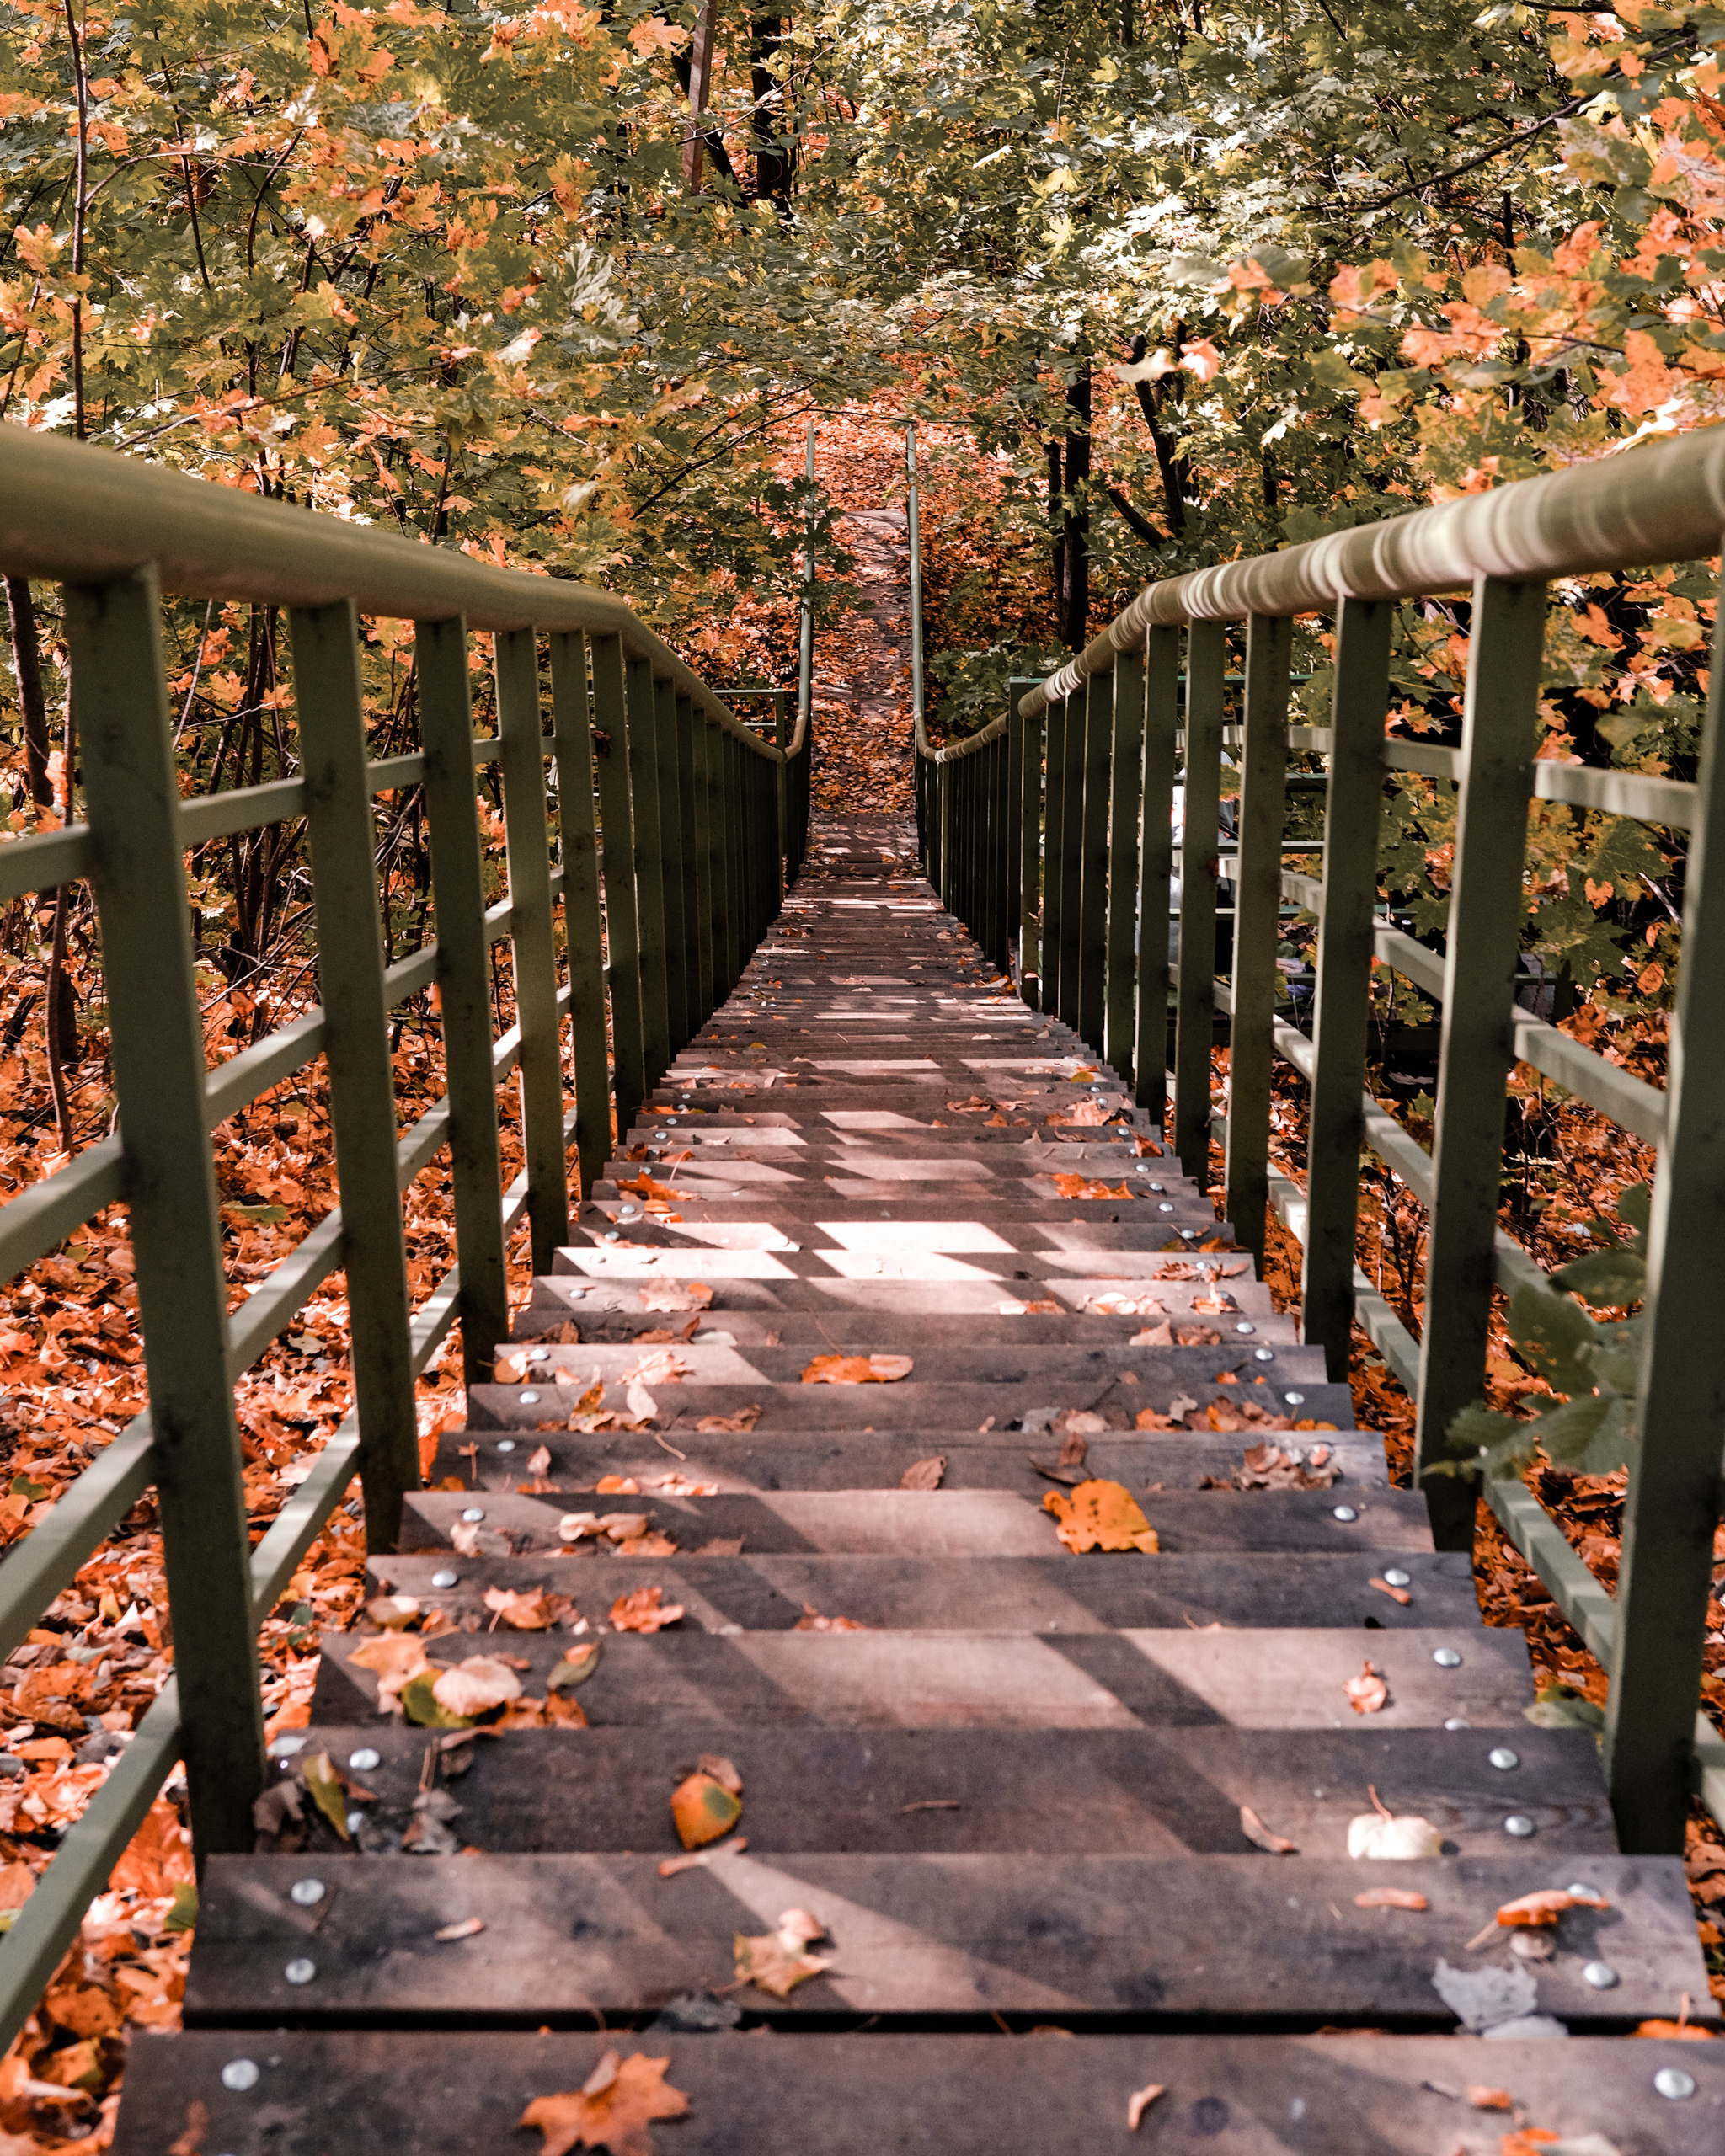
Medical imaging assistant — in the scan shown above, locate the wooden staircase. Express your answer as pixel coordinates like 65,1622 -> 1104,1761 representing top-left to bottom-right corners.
114,818 -> 1722,2151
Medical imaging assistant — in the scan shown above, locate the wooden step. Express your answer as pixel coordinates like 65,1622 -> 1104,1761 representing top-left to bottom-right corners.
181,1851 -> 1700,2026
109,2030 -> 1725,2155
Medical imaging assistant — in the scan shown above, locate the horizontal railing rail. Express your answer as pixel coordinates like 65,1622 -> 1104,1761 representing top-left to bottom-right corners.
0,419 -> 812,2049
919,424 -> 1725,1862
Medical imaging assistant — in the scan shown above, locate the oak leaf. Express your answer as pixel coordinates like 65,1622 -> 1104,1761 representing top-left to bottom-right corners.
1042,1479 -> 1159,1554
518,2052 -> 690,2156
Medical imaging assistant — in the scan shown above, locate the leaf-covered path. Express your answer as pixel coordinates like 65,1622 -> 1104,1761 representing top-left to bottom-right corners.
111,823 -> 1719,2150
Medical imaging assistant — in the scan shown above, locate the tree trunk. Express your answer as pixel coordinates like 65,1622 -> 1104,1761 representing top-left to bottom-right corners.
1057,363 -> 1091,650
750,15 -> 794,209
4,578 -> 53,808
1125,333 -> 1188,541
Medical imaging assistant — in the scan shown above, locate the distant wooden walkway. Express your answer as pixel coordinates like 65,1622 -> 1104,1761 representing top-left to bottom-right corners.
115,819 -> 1721,2151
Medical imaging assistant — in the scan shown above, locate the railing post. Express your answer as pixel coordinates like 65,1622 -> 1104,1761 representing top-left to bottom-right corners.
702,722 -> 726,1014
66,567 -> 264,1855
417,616 -> 510,1387
590,633 -> 647,1132
775,692 -> 789,902
1041,695 -> 1067,1017
624,657 -> 671,1091
1075,667 -> 1112,1054
1223,613 -> 1293,1267
1604,593 -> 1725,1852
287,601 -> 419,1549
725,729 -> 746,990
1019,691 -> 1043,1008
1135,626 -> 1178,1130
1173,620 -> 1225,1183
1057,689 -> 1085,1031
1413,573 -> 1547,1548
1105,647 -> 1146,1086
651,676 -> 689,1059
690,716 -> 716,1026
1005,690 -> 1025,977
496,627 -> 571,1274
1300,598 -> 1395,1377
675,702 -> 702,1029
548,633 -> 612,1198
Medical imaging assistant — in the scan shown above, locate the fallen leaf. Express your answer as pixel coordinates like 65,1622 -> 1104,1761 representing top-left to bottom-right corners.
1048,1100 -> 1109,1126
800,1353 -> 914,1384
1043,1479 -> 1160,1554
671,1769 -> 742,1849
168,2100 -> 209,2156
794,1604 -> 871,1631
483,1587 -> 565,1631
625,1348 -> 692,1387
658,1834 -> 748,1877
1345,1659 -> 1390,1715
527,1445 -> 553,1476
1051,1172 -> 1132,1200
1239,1804 -> 1297,1854
400,1671 -> 473,1728
1633,2019 -> 1714,2038
363,1594 -> 420,1630
548,1644 -> 601,1689
1369,1576 -> 1413,1606
698,1753 -> 742,1792
1467,2085 -> 1514,2110
1130,1321 -> 1174,1346
1493,1887 -> 1610,1929
301,1752 -> 350,1841
1354,1887 -> 1429,1910
1199,1441 -> 1341,1491
624,1379 -> 657,1424
695,1405 -> 763,1432
1348,1785 -> 1443,1860
350,1631 -> 434,1709
638,1282 -> 714,1315
435,1916 -> 485,1942
615,1530 -> 680,1557
733,1919 -> 832,1997
518,2052 -> 691,2156
431,1656 -> 523,1719
900,1455 -> 945,1490
597,1475 -> 642,1495
611,1587 -> 685,1633
1127,2083 -> 1167,2132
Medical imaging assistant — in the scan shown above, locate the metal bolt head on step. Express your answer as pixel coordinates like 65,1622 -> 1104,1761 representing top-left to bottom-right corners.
527,1348 -> 550,1364
284,1958 -> 316,1986
497,1439 -> 516,1453
1445,1717 -> 1471,1731
221,2060 -> 260,2093
432,1570 -> 457,1588
1284,1392 -> 1305,1406
461,1508 -> 484,1523
518,1392 -> 540,1406
1582,1961 -> 1619,1990
349,1748 -> 381,1774
1488,1747 -> 1520,1771
1253,1348 -> 1274,1363
1332,1505 -> 1358,1523
289,1879 -> 325,1908
1234,1321 -> 1256,1336
1382,1569 -> 1411,1588
1567,1881 -> 1603,1899
1433,1648 -> 1463,1668
1503,1815 -> 1536,1838
1655,2068 -> 1696,2100
1158,1203 -> 1174,1214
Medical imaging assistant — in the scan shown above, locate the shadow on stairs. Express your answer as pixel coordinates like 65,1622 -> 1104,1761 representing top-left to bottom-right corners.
114,816 -> 1721,2152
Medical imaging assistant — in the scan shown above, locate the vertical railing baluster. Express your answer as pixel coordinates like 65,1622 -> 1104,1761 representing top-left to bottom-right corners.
676,701 -> 702,1032
1173,620 -> 1225,1184
625,658 -> 671,1092
1019,693 -> 1044,1008
416,617 -> 510,1382
67,567 -> 264,1854
1105,648 -> 1146,1086
1006,692 -> 1025,979
1135,626 -> 1179,1131
1041,696 -> 1066,1017
1301,598 -> 1394,1376
590,633 -> 646,1132
703,722 -> 726,1015
690,717 -> 716,1028
288,601 -> 419,1548
1413,573 -> 1547,1548
1076,665 -> 1113,1056
1222,613 -> 1293,1267
1057,691 -> 1085,1031
652,677 -> 689,1059
775,693 -> 789,901
496,627 -> 570,1274
548,633 -> 612,1198
1605,585 -> 1725,1852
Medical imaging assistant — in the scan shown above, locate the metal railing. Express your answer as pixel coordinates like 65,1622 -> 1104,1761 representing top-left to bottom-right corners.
915,423 -> 1725,1859
0,421 -> 810,2044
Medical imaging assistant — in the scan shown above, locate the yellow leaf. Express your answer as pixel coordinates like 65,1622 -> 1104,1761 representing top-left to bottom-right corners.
1041,1479 -> 1160,1554
670,1770 -> 742,1849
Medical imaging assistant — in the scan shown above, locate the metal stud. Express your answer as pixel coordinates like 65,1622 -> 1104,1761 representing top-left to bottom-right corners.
496,1439 -> 515,1453
1382,1568 -> 1411,1588
603,1231 -> 620,1242
1444,1717 -> 1471,1731
1148,1182 -> 1165,1193
1253,1348 -> 1274,1363
431,1570 -> 458,1589
461,1507 -> 484,1524
1582,1961 -> 1619,1990
348,1748 -> 381,1773
220,2060 -> 261,2093
344,1811 -> 366,1836
1433,1648 -> 1462,1668
268,1733 -> 307,1759
288,1879 -> 325,1908
1566,1881 -> 1603,1899
1488,1747 -> 1520,1771
1179,1228 -> 1198,1241
1503,1815 -> 1536,1838
1654,2068 -> 1696,2100
1157,1202 -> 1175,1214
1284,1391 -> 1306,1405
283,1958 -> 317,1986
518,1391 -> 541,1406
527,1348 -> 550,1364
1332,1505 -> 1358,1522
1234,1322 -> 1256,1337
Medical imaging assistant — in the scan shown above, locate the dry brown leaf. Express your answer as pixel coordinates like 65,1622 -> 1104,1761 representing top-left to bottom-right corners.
1493,1887 -> 1610,1929
1466,2086 -> 1514,2111
363,1594 -> 420,1630
431,1656 -> 523,1718
638,1282 -> 714,1313
1633,2020 -> 1715,2039
1369,1576 -> 1413,1606
900,1455 -> 945,1490
1239,1805 -> 1297,1854
658,1834 -> 748,1877
483,1587 -> 567,1631
597,1475 -> 642,1495
1127,2084 -> 1167,2132
1354,1887 -> 1429,1910
1344,1659 -> 1389,1716
614,1531 -> 679,1558
670,1769 -> 742,1849
794,1605 -> 871,1631
1051,1172 -> 1132,1200
611,1587 -> 685,1633
800,1353 -> 913,1384
624,1348 -> 692,1388
518,2052 -> 691,2156
350,1631 -> 433,1709
1042,1480 -> 1160,1555
1130,1321 -> 1175,1346
695,1405 -> 763,1432
1048,1100 -> 1109,1126
434,1917 -> 485,1942
697,1753 -> 742,1793
733,1916 -> 832,1998
527,1444 -> 553,1476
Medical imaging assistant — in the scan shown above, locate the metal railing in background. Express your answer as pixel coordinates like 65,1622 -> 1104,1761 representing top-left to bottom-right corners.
915,425 -> 1725,1859
0,421 -> 809,2047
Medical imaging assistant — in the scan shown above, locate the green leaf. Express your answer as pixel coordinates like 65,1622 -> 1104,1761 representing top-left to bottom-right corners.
301,1751 -> 351,1839
1524,1683 -> 1605,1732
222,1203 -> 291,1225
1505,1282 -> 1597,1396
400,1671 -> 471,1729
1532,1392 -> 1633,1474
1616,1182 -> 1653,1239
548,1643 -> 601,1690
8,1476 -> 46,1501
1552,1247 -> 1646,1306
163,1881 -> 199,1934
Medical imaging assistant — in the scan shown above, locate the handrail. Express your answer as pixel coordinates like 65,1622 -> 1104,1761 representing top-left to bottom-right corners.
0,425 -> 777,760
920,431 -> 1725,1865
0,419 -> 809,2053
1019,420 -> 1725,718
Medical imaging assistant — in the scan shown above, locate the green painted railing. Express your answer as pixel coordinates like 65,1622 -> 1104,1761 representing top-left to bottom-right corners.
0,421 -> 809,2047
916,423 -> 1725,1860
